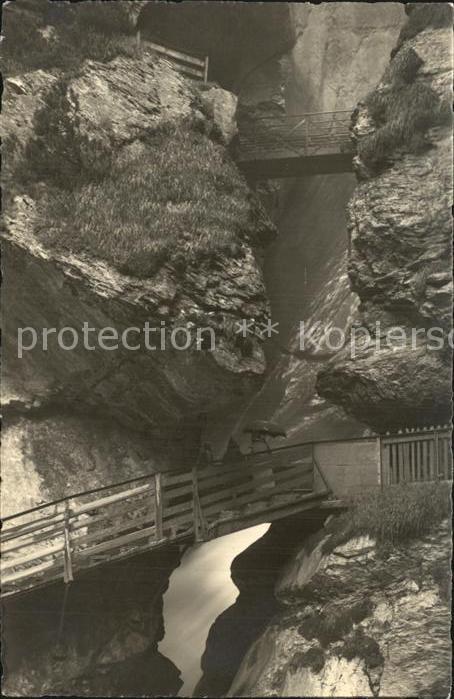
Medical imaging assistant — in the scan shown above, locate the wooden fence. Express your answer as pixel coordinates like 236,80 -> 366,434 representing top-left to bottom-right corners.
138,35 -> 209,82
381,427 -> 452,485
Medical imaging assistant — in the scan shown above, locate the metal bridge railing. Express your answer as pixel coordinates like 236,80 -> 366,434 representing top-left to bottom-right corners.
238,110 -> 353,161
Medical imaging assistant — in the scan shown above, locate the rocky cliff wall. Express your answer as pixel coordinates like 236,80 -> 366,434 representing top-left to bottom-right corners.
2,1 -> 276,511
2,545 -> 183,696
214,8 -> 452,697
317,5 -> 453,429
229,512 -> 451,697
1,5 -> 278,692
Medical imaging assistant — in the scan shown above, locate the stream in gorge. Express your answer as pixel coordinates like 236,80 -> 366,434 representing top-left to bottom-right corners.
159,524 -> 270,696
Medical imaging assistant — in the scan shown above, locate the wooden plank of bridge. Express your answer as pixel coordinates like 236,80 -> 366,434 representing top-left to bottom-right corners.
63,500 -> 74,584
1,509 -> 64,541
155,473 -> 163,541
403,442 -> 411,482
434,430 -> 440,479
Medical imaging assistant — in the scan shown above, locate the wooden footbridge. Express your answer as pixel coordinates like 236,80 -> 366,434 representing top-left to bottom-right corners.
1,426 -> 451,599
236,110 -> 354,179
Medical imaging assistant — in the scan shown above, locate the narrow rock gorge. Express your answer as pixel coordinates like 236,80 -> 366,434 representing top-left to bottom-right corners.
199,4 -> 452,697
1,2 -> 452,697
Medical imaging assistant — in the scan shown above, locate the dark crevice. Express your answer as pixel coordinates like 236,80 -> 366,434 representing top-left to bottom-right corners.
195,513 -> 327,697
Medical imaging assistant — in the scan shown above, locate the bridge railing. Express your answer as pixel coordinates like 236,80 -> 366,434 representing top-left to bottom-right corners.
238,110 -> 353,160
381,427 -> 452,485
2,428 -> 451,597
0,443 -> 316,598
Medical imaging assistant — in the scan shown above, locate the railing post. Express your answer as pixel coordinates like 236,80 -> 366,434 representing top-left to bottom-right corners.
204,55 -> 209,83
378,436 -> 383,489
192,467 -> 207,542
434,429 -> 440,480
63,501 -> 73,584
192,467 -> 200,542
381,440 -> 390,486
155,473 -> 163,541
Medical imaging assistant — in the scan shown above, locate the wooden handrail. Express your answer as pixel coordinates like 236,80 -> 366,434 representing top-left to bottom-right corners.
237,110 -> 354,164
2,427 -> 451,523
1,427 -> 452,597
146,40 -> 206,68
137,38 -> 209,82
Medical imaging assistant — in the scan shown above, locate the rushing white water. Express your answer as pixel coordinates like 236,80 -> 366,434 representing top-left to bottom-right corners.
159,524 -> 270,696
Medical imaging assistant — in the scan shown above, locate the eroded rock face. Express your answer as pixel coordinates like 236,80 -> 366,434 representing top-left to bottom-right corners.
2,47 -> 274,510
316,21 -> 453,429
4,192 -> 268,438
1,409 -> 171,515
287,3 -> 405,111
229,520 -> 451,697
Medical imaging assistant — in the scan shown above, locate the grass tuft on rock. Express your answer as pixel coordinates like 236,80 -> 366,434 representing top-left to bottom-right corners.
331,481 -> 451,552
358,45 -> 451,172
22,79 -> 115,190
1,0 -> 137,76
33,118 -> 271,277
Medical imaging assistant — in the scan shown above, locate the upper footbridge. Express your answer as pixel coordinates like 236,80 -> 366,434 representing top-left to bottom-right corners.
235,110 -> 355,178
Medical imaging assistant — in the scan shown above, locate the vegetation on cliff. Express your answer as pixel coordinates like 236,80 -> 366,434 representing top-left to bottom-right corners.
358,43 -> 451,171
5,0 -> 274,279
395,2 -> 452,51
356,2 -> 452,172
327,482 -> 451,554
21,84 -> 270,276
1,0 -> 136,75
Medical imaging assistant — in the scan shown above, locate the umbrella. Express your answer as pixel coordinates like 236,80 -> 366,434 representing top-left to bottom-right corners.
242,420 -> 287,438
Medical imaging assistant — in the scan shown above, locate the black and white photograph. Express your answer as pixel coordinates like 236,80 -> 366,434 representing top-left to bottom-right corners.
1,1 -> 452,696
